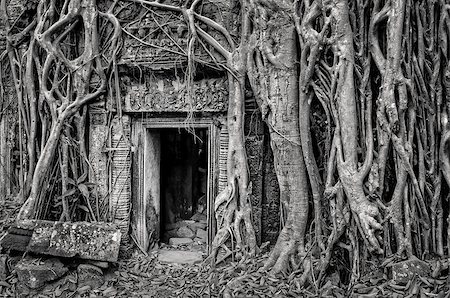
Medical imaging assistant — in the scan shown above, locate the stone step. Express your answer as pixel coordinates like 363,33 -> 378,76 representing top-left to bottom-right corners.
168,238 -> 193,245
158,250 -> 203,264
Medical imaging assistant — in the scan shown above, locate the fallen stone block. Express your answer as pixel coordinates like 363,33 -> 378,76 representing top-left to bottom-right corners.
192,221 -> 207,230
177,226 -> 195,238
194,237 -> 204,243
391,257 -> 430,284
77,264 -> 105,289
0,227 -> 34,251
196,229 -> 207,242
165,220 -> 196,231
86,260 -> 109,269
1,220 -> 121,262
16,257 -> 68,289
190,213 -> 207,222
169,237 -> 193,245
158,250 -> 203,264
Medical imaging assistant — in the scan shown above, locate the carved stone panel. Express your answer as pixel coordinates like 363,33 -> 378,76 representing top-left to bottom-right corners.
88,110 -> 109,206
109,115 -> 132,243
218,126 -> 228,194
122,76 -> 228,113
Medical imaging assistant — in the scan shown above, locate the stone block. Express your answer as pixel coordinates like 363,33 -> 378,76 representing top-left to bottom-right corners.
158,250 -> 203,264
169,238 -> 193,245
13,220 -> 122,262
166,220 -> 196,231
391,257 -> 430,284
86,261 -> 109,269
196,229 -> 207,242
16,257 -> 68,289
191,221 -> 207,230
0,227 -> 33,251
190,213 -> 207,222
177,226 -> 195,238
77,264 -> 104,289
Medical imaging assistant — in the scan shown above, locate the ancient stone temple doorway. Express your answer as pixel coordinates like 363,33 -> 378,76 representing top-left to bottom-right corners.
131,117 -> 226,254
157,128 -> 208,246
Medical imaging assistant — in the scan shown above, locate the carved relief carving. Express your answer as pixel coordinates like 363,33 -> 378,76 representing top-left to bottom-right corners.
88,110 -> 109,214
110,115 -> 132,243
119,4 -> 229,68
123,77 -> 228,113
90,112 -> 107,126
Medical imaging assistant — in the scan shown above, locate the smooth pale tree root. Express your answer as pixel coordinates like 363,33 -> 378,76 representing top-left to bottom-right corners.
209,182 -> 257,264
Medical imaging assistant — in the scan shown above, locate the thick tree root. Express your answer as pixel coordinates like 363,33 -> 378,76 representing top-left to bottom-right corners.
210,181 -> 256,263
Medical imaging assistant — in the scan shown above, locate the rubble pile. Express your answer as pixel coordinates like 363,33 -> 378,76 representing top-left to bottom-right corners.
0,220 -> 121,296
162,212 -> 207,246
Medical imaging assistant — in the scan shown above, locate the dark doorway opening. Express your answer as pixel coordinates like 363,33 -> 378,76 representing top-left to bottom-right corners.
157,128 -> 208,247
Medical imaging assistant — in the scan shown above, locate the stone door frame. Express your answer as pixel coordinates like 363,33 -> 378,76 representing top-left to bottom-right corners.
131,116 -> 226,252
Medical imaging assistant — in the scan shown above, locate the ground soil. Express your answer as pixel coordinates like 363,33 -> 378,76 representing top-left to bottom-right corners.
1,198 -> 449,297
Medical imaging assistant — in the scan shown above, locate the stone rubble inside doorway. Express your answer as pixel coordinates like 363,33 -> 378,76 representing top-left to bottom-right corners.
158,210 -> 208,264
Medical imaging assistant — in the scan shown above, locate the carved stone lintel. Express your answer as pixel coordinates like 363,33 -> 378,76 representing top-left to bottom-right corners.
123,77 -> 228,113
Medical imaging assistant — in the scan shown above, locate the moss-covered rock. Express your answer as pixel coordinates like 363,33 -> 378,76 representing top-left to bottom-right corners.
15,257 -> 68,289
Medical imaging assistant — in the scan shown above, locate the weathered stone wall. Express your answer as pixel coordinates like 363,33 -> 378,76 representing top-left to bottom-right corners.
0,66 -> 19,201
87,85 -> 282,248
244,99 -> 280,245
244,111 -> 264,245
88,107 -> 109,209
5,0 -> 24,24
0,0 -> 23,200
119,1 -> 230,69
88,109 -> 132,243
